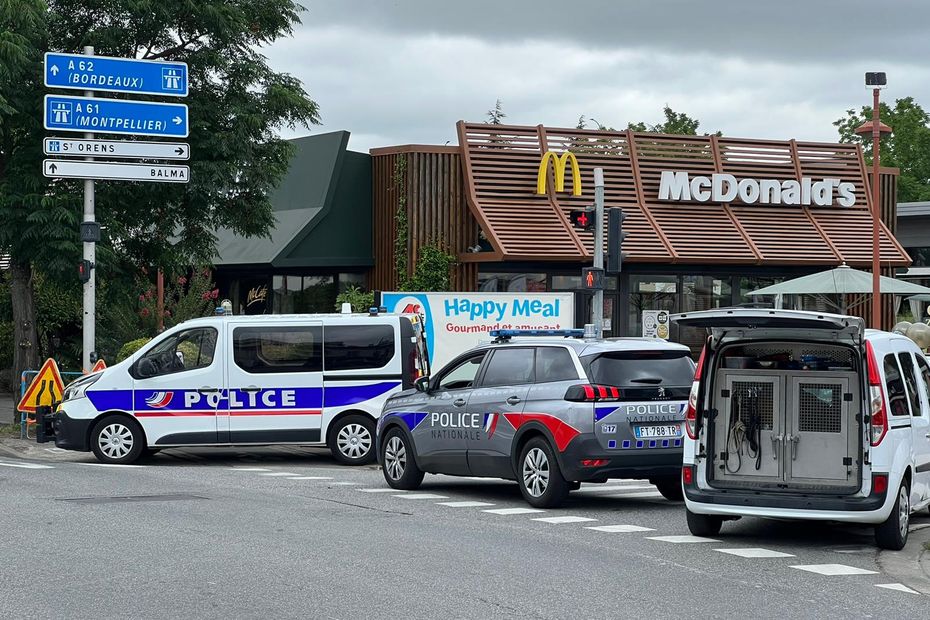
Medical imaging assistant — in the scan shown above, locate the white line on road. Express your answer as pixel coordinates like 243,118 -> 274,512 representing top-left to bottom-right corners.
575,485 -> 657,493
44,447 -> 66,453
436,501 -> 496,507
260,472 -> 301,477
532,516 -> 598,524
286,476 -> 334,480
0,461 -> 54,469
358,488 -> 405,493
603,491 -> 665,499
874,583 -> 920,594
789,564 -> 878,576
329,482 -> 358,486
393,493 -> 449,500
647,535 -> 720,544
81,463 -> 147,468
585,525 -> 655,533
231,467 -> 271,472
715,548 -> 796,559
483,507 -> 545,515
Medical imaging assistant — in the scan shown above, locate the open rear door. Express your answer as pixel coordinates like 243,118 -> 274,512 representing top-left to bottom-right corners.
673,309 -> 864,345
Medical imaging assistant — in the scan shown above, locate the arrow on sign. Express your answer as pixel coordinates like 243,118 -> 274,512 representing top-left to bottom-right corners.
48,162 -> 57,174
175,147 -> 185,156
50,64 -> 59,76
172,116 -> 182,125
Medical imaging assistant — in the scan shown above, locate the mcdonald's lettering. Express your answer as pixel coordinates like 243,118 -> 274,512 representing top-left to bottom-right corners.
536,151 -> 582,196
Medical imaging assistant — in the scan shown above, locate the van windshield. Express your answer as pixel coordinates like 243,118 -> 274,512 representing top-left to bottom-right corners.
583,350 -> 696,387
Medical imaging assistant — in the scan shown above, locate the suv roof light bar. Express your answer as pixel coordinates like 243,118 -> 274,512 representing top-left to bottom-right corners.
490,329 -> 585,342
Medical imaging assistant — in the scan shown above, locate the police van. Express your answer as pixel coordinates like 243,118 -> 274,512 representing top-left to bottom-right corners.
46,312 -> 428,465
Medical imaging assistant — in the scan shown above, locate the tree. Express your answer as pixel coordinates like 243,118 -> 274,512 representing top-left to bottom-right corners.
486,99 -> 506,125
0,1 -> 320,378
834,96 -> 930,202
628,105 -> 719,136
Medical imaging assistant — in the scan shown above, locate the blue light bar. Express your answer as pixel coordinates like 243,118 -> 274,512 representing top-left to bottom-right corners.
490,329 -> 585,339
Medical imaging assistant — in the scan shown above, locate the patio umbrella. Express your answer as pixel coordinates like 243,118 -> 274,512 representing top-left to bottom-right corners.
747,264 -> 930,297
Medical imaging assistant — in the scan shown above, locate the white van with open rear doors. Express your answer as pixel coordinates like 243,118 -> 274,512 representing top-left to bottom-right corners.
674,309 -> 930,550
42,312 -> 428,466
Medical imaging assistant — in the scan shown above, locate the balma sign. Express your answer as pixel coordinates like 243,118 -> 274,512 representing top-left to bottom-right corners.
658,171 -> 857,207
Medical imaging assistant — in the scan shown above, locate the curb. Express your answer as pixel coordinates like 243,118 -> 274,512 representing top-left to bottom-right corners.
0,437 -> 80,462
877,525 -> 930,594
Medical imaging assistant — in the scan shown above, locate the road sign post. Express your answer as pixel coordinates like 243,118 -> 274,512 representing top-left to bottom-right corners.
44,137 -> 189,160
44,52 -> 189,97
44,94 -> 189,138
82,46 -> 96,372
593,168 -> 605,338
44,159 -> 190,183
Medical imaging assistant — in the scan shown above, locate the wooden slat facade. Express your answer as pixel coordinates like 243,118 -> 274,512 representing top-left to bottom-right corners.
369,146 -> 478,291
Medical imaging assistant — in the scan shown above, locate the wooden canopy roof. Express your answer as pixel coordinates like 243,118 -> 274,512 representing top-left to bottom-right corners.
456,121 -> 909,267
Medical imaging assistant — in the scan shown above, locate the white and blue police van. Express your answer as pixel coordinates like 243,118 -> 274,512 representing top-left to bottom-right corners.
44,312 -> 428,465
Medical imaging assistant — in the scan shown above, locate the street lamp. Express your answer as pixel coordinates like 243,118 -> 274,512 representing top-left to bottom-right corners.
854,72 -> 892,330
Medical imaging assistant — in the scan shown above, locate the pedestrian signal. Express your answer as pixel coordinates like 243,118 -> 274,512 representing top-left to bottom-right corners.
569,208 -> 596,232
582,267 -> 605,291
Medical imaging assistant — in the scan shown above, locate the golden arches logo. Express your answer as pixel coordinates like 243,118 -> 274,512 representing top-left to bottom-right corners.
536,151 -> 582,197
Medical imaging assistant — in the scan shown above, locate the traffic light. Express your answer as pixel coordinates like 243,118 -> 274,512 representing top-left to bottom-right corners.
569,208 -> 595,231
78,259 -> 93,284
582,267 -> 605,291
607,208 -> 628,273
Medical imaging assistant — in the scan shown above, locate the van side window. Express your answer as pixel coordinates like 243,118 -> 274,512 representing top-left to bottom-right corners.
899,352 -> 922,417
535,347 -> 578,383
481,348 -> 535,387
324,325 -> 395,371
234,326 -> 322,373
883,354 -> 911,416
915,355 -> 930,413
135,328 -> 217,378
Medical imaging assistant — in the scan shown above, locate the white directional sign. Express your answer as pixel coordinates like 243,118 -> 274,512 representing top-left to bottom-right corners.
43,159 -> 190,183
43,137 -> 190,160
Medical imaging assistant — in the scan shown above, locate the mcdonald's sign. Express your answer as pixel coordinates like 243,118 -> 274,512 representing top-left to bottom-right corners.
536,151 -> 581,196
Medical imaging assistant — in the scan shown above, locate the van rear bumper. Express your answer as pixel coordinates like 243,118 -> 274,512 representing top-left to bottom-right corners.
684,484 -> 891,522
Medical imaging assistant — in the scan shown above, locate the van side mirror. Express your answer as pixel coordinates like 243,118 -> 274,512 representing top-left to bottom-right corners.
414,376 -> 430,393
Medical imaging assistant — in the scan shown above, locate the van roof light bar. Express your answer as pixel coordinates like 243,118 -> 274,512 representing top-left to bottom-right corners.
490,329 -> 585,342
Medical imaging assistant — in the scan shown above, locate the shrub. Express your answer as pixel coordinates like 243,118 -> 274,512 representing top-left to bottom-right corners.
117,338 -> 151,362
335,286 -> 375,313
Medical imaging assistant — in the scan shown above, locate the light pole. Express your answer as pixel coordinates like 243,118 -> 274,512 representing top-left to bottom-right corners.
855,72 -> 891,329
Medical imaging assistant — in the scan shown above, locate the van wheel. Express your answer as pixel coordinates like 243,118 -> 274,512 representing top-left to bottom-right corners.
518,437 -> 569,508
875,480 -> 910,550
653,476 -> 684,501
686,508 -> 723,537
329,415 -> 376,465
90,416 -> 144,465
380,428 -> 424,490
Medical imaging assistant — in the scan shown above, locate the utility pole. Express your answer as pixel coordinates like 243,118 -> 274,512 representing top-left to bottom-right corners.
593,167 -> 604,338
870,86 -> 882,330
82,45 -> 96,370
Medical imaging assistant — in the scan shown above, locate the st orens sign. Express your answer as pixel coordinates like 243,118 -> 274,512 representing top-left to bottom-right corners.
658,171 -> 857,207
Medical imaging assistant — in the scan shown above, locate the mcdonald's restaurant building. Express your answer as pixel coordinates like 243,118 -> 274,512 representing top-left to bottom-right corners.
214,121 -> 909,352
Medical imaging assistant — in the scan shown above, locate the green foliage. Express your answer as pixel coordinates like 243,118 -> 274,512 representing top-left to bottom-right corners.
835,97 -> 930,202
487,99 -> 506,125
335,286 -> 375,313
578,106 -> 719,136
116,338 -> 151,362
408,243 -> 455,292
392,156 -> 409,287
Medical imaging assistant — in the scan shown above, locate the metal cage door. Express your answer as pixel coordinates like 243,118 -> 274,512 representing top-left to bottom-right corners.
787,376 -> 852,483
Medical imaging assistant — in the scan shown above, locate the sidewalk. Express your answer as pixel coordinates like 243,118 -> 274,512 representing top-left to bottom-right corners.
0,393 -> 15,425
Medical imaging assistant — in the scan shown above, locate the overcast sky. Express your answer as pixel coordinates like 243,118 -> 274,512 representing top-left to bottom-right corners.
264,0 -> 930,153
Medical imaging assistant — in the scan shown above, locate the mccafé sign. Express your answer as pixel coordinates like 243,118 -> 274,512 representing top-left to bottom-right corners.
658,171 -> 857,207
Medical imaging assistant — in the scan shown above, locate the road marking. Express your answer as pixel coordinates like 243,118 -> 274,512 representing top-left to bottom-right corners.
483,507 -> 545,515
260,472 -> 301,477
647,535 -> 720,544
44,447 -> 66,453
874,583 -> 920,594
575,484 -> 657,493
81,463 -> 147,468
790,564 -> 878,576
358,488 -> 406,493
604,491 -> 664,499
231,467 -> 270,472
393,493 -> 449,500
0,461 -> 54,469
329,481 -> 358,486
286,476 -> 334,480
532,516 -> 598,524
586,525 -> 655,533
715,548 -> 796,559
436,501 -> 496,508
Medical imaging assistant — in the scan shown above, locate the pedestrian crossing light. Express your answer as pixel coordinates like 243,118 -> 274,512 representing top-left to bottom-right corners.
607,208 -> 628,274
582,267 -> 605,291
570,208 -> 596,232
78,259 -> 93,284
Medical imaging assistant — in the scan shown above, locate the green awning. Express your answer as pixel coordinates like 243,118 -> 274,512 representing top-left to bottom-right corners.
748,265 -> 930,296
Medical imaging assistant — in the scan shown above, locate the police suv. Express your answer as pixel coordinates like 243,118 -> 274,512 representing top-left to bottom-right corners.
376,329 -> 696,507
45,312 -> 428,465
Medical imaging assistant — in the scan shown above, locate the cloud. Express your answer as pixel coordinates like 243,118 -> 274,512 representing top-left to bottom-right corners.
265,1 -> 930,152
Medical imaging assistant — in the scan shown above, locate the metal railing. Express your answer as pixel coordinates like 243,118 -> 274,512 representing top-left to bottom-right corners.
19,369 -> 84,439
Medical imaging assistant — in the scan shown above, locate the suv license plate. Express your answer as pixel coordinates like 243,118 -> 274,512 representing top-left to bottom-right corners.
634,424 -> 681,439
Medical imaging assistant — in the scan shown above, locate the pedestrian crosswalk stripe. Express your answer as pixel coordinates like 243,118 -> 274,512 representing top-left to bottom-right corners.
715,548 -> 795,558
0,461 -> 54,469
286,476 -> 334,480
81,463 -> 147,468
437,501 -> 496,507
393,493 -> 449,500
329,481 -> 358,486
483,507 -> 545,515
586,525 -> 655,533
532,516 -> 598,524
260,472 -> 300,477
358,488 -> 406,493
575,484 -> 656,493
603,491 -> 664,499
874,583 -> 920,594
789,564 -> 877,576
647,535 -> 720,544
231,467 -> 270,471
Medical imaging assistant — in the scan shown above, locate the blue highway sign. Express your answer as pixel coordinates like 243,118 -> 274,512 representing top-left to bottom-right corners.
44,94 -> 189,138
44,52 -> 188,97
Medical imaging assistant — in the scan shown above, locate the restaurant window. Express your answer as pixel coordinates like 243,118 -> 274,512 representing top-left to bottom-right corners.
679,275 -> 732,353
478,272 -> 546,292
739,276 -> 782,308
628,275 -> 678,337
273,275 -> 336,314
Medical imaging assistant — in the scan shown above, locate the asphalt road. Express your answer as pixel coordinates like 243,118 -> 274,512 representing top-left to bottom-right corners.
2,446 -> 929,619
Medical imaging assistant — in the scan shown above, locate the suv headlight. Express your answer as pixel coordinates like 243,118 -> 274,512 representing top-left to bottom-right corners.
62,373 -> 102,402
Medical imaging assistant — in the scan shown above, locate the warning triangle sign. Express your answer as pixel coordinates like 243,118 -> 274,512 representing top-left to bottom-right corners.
89,359 -> 107,374
18,358 -> 66,413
